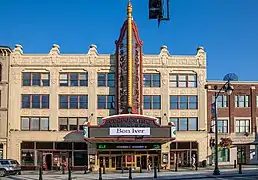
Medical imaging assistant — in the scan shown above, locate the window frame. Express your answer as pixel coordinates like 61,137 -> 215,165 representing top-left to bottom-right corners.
143,73 -> 161,87
59,72 -> 88,87
170,95 -> 198,109
22,72 -> 50,87
143,95 -> 161,109
97,72 -> 115,87
59,95 -> 88,109
235,119 -> 250,133
21,94 -> 49,109
235,95 -> 250,108
58,117 -> 88,131
212,95 -> 228,108
211,119 -> 228,133
169,74 -> 197,88
21,117 -> 49,131
97,95 -> 115,109
169,117 -> 198,131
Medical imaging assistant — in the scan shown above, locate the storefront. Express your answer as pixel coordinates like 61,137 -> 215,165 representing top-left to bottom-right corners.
84,114 -> 176,172
170,141 -> 198,168
20,141 -> 88,170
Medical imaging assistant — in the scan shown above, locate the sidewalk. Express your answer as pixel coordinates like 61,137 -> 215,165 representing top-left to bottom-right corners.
8,168 -> 258,180
20,165 -> 258,175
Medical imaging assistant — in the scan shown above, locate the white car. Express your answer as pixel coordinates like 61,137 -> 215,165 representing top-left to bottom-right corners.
0,159 -> 21,177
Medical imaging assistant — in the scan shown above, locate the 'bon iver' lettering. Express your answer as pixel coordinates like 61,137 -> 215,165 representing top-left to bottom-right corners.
109,127 -> 150,136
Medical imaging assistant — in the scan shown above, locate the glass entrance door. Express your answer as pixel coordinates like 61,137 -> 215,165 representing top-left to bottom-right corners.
136,155 -> 141,168
99,156 -> 110,168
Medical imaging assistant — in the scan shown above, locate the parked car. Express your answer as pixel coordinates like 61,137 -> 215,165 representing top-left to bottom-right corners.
0,159 -> 21,177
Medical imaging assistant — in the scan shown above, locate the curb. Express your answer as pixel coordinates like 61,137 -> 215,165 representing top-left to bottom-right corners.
169,173 -> 258,180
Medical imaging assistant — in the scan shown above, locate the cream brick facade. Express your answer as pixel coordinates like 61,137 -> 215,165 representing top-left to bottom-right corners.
7,43 -> 207,168
0,46 -> 11,159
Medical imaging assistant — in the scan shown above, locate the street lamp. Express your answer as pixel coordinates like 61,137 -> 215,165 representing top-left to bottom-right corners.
206,73 -> 238,175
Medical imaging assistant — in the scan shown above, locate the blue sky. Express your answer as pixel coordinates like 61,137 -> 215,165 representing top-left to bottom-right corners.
1,0 -> 258,80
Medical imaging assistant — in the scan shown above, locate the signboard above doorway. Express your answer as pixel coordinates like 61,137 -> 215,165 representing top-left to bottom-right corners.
97,143 -> 161,150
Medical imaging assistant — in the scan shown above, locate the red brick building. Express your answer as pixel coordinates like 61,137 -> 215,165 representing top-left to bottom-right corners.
206,81 -> 258,165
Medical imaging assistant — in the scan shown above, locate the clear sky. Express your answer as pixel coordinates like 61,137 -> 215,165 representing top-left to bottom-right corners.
1,0 -> 258,81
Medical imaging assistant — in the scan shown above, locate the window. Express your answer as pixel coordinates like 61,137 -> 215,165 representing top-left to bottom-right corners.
236,119 -> 250,133
143,73 -> 160,87
59,117 -> 87,131
143,95 -> 161,109
97,95 -> 115,109
59,95 -> 88,109
97,72 -> 115,87
21,94 -> 49,109
170,95 -> 198,109
211,120 -> 228,133
212,95 -> 228,108
218,148 -> 230,162
59,72 -> 88,86
235,95 -> 249,107
21,117 -> 49,131
22,72 -> 50,86
170,117 -> 198,131
169,74 -> 197,88
97,117 -> 103,125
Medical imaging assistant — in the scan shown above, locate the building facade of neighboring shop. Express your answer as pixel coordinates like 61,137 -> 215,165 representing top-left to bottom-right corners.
6,2 -> 208,170
207,82 -> 258,165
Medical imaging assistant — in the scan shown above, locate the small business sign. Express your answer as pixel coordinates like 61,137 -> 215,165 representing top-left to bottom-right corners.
97,143 -> 161,150
109,127 -> 150,136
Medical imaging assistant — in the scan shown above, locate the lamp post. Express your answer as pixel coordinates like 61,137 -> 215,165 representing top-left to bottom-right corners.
206,73 -> 238,175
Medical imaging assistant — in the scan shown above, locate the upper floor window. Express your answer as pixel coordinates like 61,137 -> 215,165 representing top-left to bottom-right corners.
212,95 -> 228,108
97,72 -> 115,87
235,95 -> 249,108
59,117 -> 87,131
143,95 -> 161,109
170,95 -> 198,109
211,119 -> 228,133
21,94 -> 49,109
59,95 -> 88,109
22,72 -> 50,86
235,119 -> 250,133
59,72 -> 88,87
170,117 -> 198,131
143,73 -> 160,87
21,117 -> 49,131
97,95 -> 115,109
169,74 -> 197,88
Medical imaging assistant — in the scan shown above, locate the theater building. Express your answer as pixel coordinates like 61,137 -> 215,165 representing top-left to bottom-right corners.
206,81 -> 258,165
7,2 -> 208,171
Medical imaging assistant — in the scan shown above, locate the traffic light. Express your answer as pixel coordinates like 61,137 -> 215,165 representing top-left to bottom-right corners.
149,0 -> 170,27
149,0 -> 163,19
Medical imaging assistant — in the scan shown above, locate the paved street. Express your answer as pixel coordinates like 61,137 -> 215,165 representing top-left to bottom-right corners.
2,168 -> 258,180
